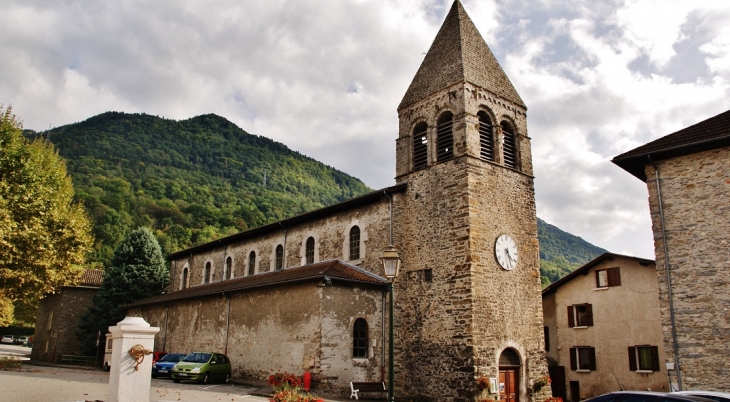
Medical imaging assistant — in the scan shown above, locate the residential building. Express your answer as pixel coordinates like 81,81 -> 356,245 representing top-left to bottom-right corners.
543,253 -> 665,401
613,109 -> 730,392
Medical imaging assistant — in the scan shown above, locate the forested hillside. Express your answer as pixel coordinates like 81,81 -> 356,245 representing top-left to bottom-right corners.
27,112 -> 604,284
538,218 -> 606,286
27,112 -> 371,266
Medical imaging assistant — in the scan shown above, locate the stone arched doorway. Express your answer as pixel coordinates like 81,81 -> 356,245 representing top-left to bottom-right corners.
499,348 -> 521,402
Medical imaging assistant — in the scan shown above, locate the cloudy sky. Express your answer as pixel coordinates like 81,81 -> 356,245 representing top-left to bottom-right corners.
2,0 -> 729,259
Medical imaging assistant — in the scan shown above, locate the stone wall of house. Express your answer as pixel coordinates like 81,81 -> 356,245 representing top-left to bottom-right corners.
644,146 -> 730,391
129,281 -> 385,396
168,199 -> 393,292
393,81 -> 548,402
31,287 -> 98,362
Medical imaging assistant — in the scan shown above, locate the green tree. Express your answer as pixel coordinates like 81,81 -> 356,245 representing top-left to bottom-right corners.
76,227 -> 169,355
0,106 -> 93,325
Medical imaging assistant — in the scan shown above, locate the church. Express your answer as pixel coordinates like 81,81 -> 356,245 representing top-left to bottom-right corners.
126,2 -> 550,400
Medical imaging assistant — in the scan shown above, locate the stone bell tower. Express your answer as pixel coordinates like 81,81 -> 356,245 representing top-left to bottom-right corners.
392,1 -> 549,401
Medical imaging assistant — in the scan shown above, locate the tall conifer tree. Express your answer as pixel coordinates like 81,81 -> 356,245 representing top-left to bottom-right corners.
76,227 -> 168,354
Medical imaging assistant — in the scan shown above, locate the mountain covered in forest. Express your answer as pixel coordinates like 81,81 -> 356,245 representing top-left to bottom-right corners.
27,112 -> 605,284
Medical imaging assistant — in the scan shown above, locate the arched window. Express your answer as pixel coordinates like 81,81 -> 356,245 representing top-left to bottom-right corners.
225,257 -> 232,280
353,318 -> 368,358
437,112 -> 454,161
478,112 -> 494,161
412,122 -> 428,170
275,245 -> 284,271
204,262 -> 211,284
349,226 -> 360,261
181,267 -> 188,290
501,121 -> 517,169
305,237 -> 315,265
248,251 -> 256,276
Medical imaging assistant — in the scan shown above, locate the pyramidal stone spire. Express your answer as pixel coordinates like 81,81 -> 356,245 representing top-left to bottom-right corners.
398,0 -> 525,110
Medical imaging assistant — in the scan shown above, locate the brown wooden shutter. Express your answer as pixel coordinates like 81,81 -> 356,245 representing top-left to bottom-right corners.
628,346 -> 637,371
585,304 -> 593,327
595,270 -> 601,287
568,306 -> 575,328
607,267 -> 621,287
589,347 -> 597,371
650,346 -> 660,371
570,348 -> 577,370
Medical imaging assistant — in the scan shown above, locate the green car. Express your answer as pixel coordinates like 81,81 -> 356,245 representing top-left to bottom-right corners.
171,352 -> 231,384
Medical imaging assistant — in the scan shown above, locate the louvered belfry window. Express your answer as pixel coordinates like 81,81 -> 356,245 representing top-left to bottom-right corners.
437,112 -> 454,161
478,112 -> 494,161
412,122 -> 428,170
275,245 -> 284,270
502,121 -> 517,169
349,226 -> 360,261
306,237 -> 315,265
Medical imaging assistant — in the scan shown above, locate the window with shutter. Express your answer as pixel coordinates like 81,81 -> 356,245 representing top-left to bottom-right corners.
596,268 -> 621,288
569,304 -> 593,327
248,251 -> 256,276
349,226 -> 360,261
629,345 -> 660,372
275,245 -> 284,270
306,237 -> 315,265
353,318 -> 368,358
571,346 -> 596,371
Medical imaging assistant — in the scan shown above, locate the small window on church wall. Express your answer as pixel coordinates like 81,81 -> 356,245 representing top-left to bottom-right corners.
248,251 -> 256,276
502,121 -> 517,169
306,237 -> 315,265
412,122 -> 428,170
478,112 -> 494,161
181,268 -> 188,289
225,257 -> 232,280
275,245 -> 284,270
204,262 -> 211,284
437,112 -> 454,161
349,226 -> 360,260
353,318 -> 369,358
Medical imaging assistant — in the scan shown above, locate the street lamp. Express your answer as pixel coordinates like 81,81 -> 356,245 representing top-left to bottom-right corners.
381,244 -> 401,402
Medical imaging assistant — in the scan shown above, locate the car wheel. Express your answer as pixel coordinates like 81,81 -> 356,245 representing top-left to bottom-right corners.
201,373 -> 210,384
151,374 -> 157,379
224,373 -> 230,384
173,379 -> 180,383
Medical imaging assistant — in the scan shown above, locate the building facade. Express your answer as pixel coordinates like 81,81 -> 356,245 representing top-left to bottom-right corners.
128,2 -> 550,400
31,269 -> 104,362
613,109 -> 730,391
542,253 -> 665,401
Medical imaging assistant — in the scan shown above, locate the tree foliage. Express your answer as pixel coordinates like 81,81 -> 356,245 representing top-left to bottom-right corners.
76,227 -> 169,354
0,106 -> 93,325
26,112 -> 372,267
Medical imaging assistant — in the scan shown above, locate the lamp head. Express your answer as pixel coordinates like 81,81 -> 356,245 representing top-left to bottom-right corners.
381,245 -> 401,282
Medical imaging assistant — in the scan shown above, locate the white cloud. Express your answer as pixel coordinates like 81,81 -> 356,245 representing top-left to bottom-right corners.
1,0 -> 729,259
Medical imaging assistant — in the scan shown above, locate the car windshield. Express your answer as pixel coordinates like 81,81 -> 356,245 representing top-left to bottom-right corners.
182,353 -> 211,363
159,354 -> 185,363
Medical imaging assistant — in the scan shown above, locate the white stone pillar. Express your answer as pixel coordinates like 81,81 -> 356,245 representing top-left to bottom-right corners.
107,316 -> 160,402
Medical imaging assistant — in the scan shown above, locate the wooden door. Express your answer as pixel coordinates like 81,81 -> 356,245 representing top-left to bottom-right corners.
499,369 -> 518,402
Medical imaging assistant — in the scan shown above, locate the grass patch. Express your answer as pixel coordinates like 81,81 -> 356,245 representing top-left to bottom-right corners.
0,356 -> 22,371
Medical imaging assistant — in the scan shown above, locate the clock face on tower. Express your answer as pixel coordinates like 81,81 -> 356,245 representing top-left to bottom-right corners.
495,234 -> 518,270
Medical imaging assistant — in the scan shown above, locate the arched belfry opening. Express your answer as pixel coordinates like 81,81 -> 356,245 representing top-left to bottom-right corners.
436,112 -> 454,161
499,348 -> 521,402
501,121 -> 517,169
412,122 -> 428,171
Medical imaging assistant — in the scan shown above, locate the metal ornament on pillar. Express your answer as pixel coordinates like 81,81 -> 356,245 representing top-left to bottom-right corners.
107,316 -> 160,402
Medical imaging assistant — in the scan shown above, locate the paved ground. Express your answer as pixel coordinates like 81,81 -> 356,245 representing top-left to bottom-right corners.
0,344 -> 374,402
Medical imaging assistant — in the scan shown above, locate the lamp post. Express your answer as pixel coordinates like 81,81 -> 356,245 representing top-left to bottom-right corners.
381,244 -> 401,402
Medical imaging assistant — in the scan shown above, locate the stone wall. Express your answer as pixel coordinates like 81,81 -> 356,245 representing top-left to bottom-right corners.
169,199 -> 393,292
644,146 -> 730,391
129,281 -> 385,396
31,287 -> 98,362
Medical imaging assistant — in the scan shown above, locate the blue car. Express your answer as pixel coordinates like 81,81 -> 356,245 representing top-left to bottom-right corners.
151,353 -> 186,378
